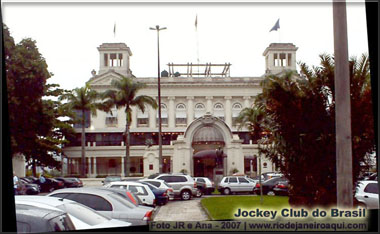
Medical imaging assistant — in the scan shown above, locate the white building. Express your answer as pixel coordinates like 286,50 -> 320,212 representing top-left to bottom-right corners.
63,42 -> 298,180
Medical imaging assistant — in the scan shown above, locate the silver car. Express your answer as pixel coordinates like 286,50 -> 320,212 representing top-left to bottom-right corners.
15,195 -> 131,230
355,180 -> 378,209
47,187 -> 154,226
150,174 -> 197,200
218,176 -> 256,195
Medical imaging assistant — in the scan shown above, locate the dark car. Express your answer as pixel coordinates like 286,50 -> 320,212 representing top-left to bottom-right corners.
254,177 -> 289,196
55,177 -> 83,188
16,204 -> 76,232
273,180 -> 289,196
27,177 -> 64,192
19,179 -> 40,195
139,181 -> 169,206
102,176 -> 122,185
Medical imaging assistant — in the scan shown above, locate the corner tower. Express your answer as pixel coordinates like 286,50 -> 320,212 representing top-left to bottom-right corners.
97,43 -> 133,76
263,43 -> 298,75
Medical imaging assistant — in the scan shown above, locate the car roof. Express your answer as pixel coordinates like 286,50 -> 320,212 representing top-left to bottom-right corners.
16,204 -> 66,219
140,178 -> 165,183
48,187 -> 118,196
109,181 -> 147,186
15,195 -> 78,207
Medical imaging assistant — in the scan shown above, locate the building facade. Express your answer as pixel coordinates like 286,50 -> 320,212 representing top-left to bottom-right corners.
64,42 -> 298,180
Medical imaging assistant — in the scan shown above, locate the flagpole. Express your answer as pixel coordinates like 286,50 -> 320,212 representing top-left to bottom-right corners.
195,14 -> 200,77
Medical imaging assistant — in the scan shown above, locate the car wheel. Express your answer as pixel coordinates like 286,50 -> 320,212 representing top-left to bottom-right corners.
181,190 -> 191,200
267,191 -> 275,196
223,188 -> 231,195
196,188 -> 203,197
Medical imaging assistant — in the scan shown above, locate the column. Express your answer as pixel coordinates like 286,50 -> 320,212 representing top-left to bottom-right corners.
131,106 -> 137,128
224,96 -> 232,127
68,158 -> 71,175
243,96 -> 251,108
93,157 -> 97,177
187,96 -> 194,125
149,105 -> 156,128
121,157 -> 125,177
87,157 -> 91,176
206,96 -> 213,113
168,97 -> 175,128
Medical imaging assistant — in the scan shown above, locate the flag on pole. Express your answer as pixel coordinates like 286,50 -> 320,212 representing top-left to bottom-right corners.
113,22 -> 116,38
195,14 -> 198,30
269,18 -> 280,32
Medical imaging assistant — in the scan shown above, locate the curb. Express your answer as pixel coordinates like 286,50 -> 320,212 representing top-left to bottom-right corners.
151,205 -> 161,221
199,198 -> 213,221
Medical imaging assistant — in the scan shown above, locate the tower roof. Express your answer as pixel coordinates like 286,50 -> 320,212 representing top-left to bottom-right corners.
262,43 -> 298,56
97,43 -> 132,56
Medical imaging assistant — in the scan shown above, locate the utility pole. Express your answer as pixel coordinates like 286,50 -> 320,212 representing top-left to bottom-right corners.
333,0 -> 353,208
150,25 -> 167,174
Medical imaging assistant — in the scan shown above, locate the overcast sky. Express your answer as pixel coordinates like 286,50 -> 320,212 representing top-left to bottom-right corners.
3,1 -> 368,90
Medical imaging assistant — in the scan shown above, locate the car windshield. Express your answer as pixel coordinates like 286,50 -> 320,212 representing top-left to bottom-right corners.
106,177 -> 121,182
58,203 -> 109,226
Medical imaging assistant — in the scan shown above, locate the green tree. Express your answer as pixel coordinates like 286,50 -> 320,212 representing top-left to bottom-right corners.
5,24 -> 50,157
60,84 -> 100,177
255,54 -> 374,207
5,24 -> 76,175
100,77 -> 157,177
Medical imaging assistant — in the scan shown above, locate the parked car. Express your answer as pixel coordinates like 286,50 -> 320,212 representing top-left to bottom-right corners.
102,176 -> 122,185
48,188 -> 154,226
365,173 -> 377,181
18,178 -> 40,195
253,177 -> 289,195
194,177 -> 215,195
261,172 -> 283,181
55,177 -> 83,188
104,181 -> 157,207
15,195 -> 131,230
139,181 -> 170,206
96,187 -> 144,206
16,204 -> 76,232
26,177 -> 65,192
355,181 -> 378,209
139,179 -> 174,200
273,180 -> 289,196
149,173 -> 197,200
218,176 -> 256,195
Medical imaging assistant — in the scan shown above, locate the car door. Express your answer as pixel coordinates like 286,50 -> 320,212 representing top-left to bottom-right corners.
363,183 -> 379,209
128,185 -> 152,205
238,177 -> 252,192
228,177 -> 239,192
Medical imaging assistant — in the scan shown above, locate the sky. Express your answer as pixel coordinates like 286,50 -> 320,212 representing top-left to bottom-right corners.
3,1 -> 369,90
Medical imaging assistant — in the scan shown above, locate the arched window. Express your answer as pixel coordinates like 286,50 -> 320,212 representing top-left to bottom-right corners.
176,103 -> 187,126
213,103 -> 224,121
156,103 -> 168,126
137,107 -> 148,127
232,103 -> 243,126
194,103 -> 206,119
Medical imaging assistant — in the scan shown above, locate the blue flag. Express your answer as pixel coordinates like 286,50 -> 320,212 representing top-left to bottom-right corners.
270,19 -> 280,32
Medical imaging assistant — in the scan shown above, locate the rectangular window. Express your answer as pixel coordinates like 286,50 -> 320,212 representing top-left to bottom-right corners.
73,110 -> 91,128
118,53 -> 123,67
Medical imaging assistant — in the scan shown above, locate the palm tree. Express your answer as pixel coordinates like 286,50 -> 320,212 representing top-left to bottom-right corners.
234,105 -> 270,142
60,84 -> 100,177
101,76 -> 157,177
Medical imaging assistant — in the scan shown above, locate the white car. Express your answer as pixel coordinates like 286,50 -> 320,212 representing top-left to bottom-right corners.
139,179 -> 174,200
355,180 -> 379,209
15,196 -> 131,230
104,181 -> 156,206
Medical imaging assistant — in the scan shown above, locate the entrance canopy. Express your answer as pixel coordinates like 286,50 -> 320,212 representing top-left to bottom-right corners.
193,149 -> 227,159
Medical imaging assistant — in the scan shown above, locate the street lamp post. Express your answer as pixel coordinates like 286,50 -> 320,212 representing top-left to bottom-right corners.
150,25 -> 166,174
